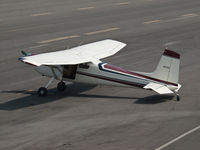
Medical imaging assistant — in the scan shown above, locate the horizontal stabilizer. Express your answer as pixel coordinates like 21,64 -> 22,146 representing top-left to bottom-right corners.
144,82 -> 174,94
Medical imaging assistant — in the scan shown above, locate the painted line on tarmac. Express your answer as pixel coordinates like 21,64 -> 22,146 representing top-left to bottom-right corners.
144,13 -> 198,25
29,44 -> 50,49
143,20 -> 161,24
163,41 -> 181,46
155,125 -> 200,150
115,2 -> 130,5
5,28 -> 25,32
31,12 -> 53,17
37,27 -> 119,44
182,13 -> 198,17
37,35 -> 80,44
84,27 -> 120,35
161,13 -> 198,23
77,7 -> 96,11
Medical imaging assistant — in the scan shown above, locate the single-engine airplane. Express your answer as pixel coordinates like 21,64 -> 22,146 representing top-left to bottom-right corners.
19,39 -> 181,100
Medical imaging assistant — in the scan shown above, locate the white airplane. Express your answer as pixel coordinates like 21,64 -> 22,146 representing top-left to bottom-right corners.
19,39 -> 181,100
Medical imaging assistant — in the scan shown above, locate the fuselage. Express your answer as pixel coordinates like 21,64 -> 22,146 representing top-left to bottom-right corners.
35,62 -> 178,91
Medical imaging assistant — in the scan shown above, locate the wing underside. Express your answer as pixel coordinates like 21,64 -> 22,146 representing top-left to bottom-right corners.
20,39 -> 126,66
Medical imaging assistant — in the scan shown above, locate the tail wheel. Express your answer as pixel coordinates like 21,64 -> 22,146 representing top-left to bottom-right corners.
176,94 -> 180,101
38,87 -> 47,97
57,82 -> 66,91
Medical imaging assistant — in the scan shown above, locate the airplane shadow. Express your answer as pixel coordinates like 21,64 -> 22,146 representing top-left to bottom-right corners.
0,83 -> 135,111
1,83 -> 174,111
134,95 -> 174,104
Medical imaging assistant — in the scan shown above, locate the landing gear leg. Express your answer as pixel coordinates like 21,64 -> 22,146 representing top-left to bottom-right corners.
176,93 -> 180,101
38,77 -> 54,97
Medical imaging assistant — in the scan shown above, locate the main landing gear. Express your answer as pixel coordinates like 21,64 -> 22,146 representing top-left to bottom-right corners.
176,93 -> 180,101
37,77 -> 67,97
57,81 -> 66,91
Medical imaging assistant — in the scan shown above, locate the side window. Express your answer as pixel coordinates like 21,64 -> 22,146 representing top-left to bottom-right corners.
79,63 -> 89,69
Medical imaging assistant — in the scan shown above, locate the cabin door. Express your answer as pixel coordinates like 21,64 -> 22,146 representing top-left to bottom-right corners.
62,65 -> 77,79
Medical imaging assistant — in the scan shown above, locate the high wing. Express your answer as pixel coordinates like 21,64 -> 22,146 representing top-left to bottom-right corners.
20,39 -> 126,66
144,82 -> 174,94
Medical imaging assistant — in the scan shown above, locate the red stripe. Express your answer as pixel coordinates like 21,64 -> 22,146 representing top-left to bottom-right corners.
24,62 -> 38,67
104,64 -> 178,86
163,49 -> 180,59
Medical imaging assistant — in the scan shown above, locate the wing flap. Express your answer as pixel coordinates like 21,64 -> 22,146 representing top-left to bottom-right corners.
144,82 -> 174,94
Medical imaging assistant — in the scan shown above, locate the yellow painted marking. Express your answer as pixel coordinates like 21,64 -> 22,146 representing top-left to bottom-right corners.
115,2 -> 130,5
6,28 -> 25,32
37,35 -> 80,44
29,44 -> 49,49
182,13 -> 198,17
84,27 -> 120,35
31,12 -> 52,17
143,19 -> 161,24
7,29 -> 19,32
163,41 -> 180,46
27,90 -> 33,92
77,7 -> 95,11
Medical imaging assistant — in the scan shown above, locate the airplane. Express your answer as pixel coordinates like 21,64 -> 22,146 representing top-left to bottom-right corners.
18,39 -> 181,101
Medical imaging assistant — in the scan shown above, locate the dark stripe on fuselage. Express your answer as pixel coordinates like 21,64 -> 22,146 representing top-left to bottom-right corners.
77,71 -> 144,88
99,63 -> 178,87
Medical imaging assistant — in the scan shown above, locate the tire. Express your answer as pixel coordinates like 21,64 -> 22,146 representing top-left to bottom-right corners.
38,87 -> 47,97
177,95 -> 180,101
57,82 -> 66,91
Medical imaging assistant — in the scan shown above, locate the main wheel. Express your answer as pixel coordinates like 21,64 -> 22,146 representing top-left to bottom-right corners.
38,87 -> 47,97
57,82 -> 66,91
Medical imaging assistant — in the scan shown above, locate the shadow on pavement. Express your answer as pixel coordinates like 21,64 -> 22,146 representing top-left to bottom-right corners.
134,95 -> 174,104
0,83 -> 95,111
1,82 -> 174,110
0,83 -> 135,111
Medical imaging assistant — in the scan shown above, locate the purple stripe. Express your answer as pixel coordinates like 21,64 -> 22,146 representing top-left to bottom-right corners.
104,64 -> 178,86
163,49 -> 180,59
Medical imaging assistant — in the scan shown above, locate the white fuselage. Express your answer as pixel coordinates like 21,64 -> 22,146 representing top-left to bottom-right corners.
34,62 -> 178,91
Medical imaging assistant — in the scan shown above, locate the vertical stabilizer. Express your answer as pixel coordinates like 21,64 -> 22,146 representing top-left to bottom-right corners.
151,49 -> 180,84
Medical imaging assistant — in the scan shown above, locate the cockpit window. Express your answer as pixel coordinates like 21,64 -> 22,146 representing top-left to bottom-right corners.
79,63 -> 89,69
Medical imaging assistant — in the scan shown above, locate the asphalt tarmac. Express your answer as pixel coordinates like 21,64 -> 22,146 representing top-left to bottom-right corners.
0,0 -> 200,150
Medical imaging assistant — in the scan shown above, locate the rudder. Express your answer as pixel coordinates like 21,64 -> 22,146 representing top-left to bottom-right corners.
151,49 -> 180,84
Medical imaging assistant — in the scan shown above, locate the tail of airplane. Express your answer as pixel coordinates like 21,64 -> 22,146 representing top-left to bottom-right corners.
151,49 -> 180,84
141,49 -> 181,100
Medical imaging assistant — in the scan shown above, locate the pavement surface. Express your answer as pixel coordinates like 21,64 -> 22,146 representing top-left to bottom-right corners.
0,0 -> 200,150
